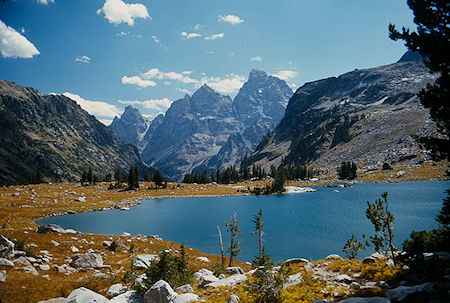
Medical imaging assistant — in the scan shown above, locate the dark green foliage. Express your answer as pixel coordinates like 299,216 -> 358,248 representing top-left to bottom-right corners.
338,161 -> 357,180
382,163 -> 392,170
144,167 -> 150,182
437,190 -> 450,226
87,166 -> 93,183
144,246 -> 193,288
247,248 -> 283,303
211,262 -> 225,277
226,212 -> 242,267
104,172 -> 112,182
134,165 -> 139,189
152,169 -> 164,188
12,239 -> 36,258
342,234 -> 369,259
366,192 -> 396,262
114,167 -> 122,185
330,114 -> 358,148
389,0 -> 449,160
29,169 -> 43,184
128,166 -> 136,190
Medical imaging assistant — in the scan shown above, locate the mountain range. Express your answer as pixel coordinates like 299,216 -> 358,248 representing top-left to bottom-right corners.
109,69 -> 293,181
0,81 -> 149,186
245,51 -> 438,172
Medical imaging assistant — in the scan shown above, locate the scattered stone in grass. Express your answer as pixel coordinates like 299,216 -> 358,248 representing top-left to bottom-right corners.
225,267 -> 244,275
227,294 -> 240,303
51,240 -> 60,246
39,264 -> 51,271
0,270 -> 5,282
106,283 -> 128,297
175,284 -> 194,294
19,265 -> 39,276
65,287 -> 109,303
14,256 -> 31,266
0,258 -> 14,267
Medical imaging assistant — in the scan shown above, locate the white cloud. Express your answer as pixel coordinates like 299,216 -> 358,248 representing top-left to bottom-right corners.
122,75 -> 157,88
200,74 -> 245,94
63,92 -> 122,123
141,68 -> 199,84
250,56 -> 262,62
182,71 -> 192,75
176,88 -> 191,94
151,35 -> 160,43
219,14 -> 244,25
181,32 -> 201,39
75,55 -> 91,64
97,0 -> 150,26
118,98 -> 173,111
116,31 -> 129,36
36,0 -> 54,4
0,20 -> 40,58
205,33 -> 224,40
194,24 -> 202,30
272,70 -> 298,81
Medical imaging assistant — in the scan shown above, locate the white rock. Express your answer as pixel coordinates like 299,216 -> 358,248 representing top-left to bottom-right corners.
107,283 -> 129,297
171,293 -> 200,303
196,256 -> 210,263
284,272 -> 303,288
51,240 -> 60,246
39,264 -> 51,271
121,232 -> 131,237
25,256 -> 38,263
70,246 -> 79,253
197,274 -> 219,288
225,267 -> 244,275
334,274 -> 354,284
386,282 -> 434,301
0,235 -> 15,259
143,280 -> 177,303
65,287 -> 109,303
75,197 -> 86,202
325,254 -> 342,260
0,270 -> 5,282
362,256 -> 377,264
205,274 -> 247,288
19,265 -> 39,276
133,254 -> 158,269
0,257 -> 14,267
70,253 -> 104,269
14,256 -> 31,266
339,298 -> 390,303
36,297 -> 66,303
227,294 -> 240,303
284,258 -> 309,266
193,268 -> 213,280
110,290 -> 143,303
175,284 -> 194,294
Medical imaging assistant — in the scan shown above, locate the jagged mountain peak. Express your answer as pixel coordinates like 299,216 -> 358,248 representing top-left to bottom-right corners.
248,69 -> 269,80
397,50 -> 423,63
108,105 -> 149,149
121,105 -> 147,123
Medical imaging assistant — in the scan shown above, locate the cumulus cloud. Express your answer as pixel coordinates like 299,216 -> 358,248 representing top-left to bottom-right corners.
122,75 -> 157,88
205,33 -> 224,40
63,92 -> 121,125
118,98 -> 173,112
97,0 -> 150,26
75,55 -> 91,64
36,0 -> 54,4
200,74 -> 245,94
250,56 -> 262,62
141,68 -> 199,84
0,20 -> 40,58
219,14 -> 244,25
176,87 -> 191,94
272,70 -> 298,81
181,32 -> 201,39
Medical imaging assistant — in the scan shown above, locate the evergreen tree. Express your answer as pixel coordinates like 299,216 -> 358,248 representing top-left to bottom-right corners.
105,172 -> 112,182
134,165 -> 139,189
144,167 -> 150,182
389,0 -> 449,160
115,167 -> 122,186
87,166 -> 93,184
81,170 -> 88,185
128,166 -> 135,190
252,209 -> 264,258
153,169 -> 164,188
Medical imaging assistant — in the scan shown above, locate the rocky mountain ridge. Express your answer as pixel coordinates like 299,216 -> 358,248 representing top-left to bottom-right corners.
111,69 -> 292,181
0,81 -> 149,185
246,52 -> 438,172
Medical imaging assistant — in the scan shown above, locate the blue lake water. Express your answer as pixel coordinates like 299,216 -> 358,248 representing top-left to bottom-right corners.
38,181 -> 448,262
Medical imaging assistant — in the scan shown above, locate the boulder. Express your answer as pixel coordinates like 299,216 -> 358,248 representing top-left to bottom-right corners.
205,274 -> 247,288
350,282 -> 361,290
285,258 -> 309,266
107,283 -> 129,297
171,293 -> 200,303
197,274 -> 219,288
193,268 -> 213,280
70,253 -> 104,269
70,246 -> 79,253
75,196 -> 86,202
386,282 -> 434,301
338,298 -> 390,303
133,254 -> 158,269
143,280 -> 177,303
284,272 -> 303,288
14,256 -> 31,266
0,270 -> 5,282
110,290 -> 143,303
36,224 -> 66,234
196,256 -> 210,262
65,287 -> 109,303
325,254 -> 343,260
39,264 -> 51,271
36,298 -> 66,303
0,235 -> 14,259
227,294 -> 240,303
0,257 -> 14,267
334,274 -> 354,284
225,267 -> 244,275
19,265 -> 39,276
175,284 -> 194,294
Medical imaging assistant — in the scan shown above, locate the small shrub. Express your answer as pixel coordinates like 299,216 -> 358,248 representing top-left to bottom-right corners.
210,262 -> 225,277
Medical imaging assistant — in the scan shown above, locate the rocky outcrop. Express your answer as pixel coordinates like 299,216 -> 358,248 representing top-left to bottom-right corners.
0,235 -> 14,259
246,53 -> 438,172
65,287 -> 109,303
107,283 -> 129,297
0,81 -> 150,185
143,280 -> 177,303
132,254 -> 158,269
70,253 -> 104,269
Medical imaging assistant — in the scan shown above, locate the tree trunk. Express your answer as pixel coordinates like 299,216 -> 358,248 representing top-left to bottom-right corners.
229,237 -> 234,267
217,225 -> 224,266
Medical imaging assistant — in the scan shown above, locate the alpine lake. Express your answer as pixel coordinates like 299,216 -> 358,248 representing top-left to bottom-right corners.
38,181 -> 449,262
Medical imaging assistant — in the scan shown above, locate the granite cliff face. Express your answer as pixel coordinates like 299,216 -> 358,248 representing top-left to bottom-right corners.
246,52 -> 438,172
138,70 -> 292,181
0,81 -> 148,185
108,105 -> 149,151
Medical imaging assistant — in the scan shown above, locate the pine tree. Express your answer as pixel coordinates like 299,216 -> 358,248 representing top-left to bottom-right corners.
252,209 -> 264,258
144,167 -> 150,182
87,166 -> 93,184
115,167 -> 122,186
153,169 -> 164,188
128,166 -> 135,190
134,165 -> 139,189
226,212 -> 242,267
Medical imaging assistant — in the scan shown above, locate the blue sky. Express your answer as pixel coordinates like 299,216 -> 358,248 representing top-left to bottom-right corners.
0,0 -> 415,124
